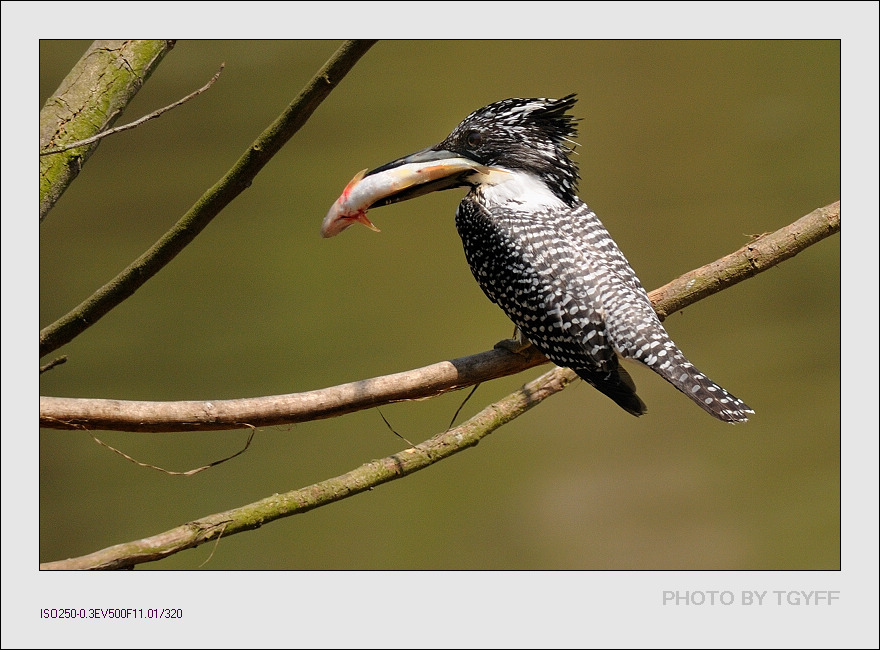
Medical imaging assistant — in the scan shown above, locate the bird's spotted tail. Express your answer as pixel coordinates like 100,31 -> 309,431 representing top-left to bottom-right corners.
655,354 -> 754,423
577,349 -> 753,423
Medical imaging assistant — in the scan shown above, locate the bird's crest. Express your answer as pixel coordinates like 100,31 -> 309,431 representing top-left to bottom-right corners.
437,95 -> 581,205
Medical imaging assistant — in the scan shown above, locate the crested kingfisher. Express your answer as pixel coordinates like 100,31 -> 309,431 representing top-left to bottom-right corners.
322,95 -> 753,423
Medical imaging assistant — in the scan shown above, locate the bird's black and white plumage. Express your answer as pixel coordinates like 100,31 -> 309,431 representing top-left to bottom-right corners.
322,95 -> 753,423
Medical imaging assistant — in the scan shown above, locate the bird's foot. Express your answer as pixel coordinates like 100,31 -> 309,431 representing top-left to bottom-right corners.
494,327 -> 532,356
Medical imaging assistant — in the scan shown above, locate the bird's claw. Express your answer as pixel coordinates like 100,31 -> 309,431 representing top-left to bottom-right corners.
494,336 -> 532,356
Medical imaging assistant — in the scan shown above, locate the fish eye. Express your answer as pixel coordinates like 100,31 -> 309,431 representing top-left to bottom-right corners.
466,130 -> 483,149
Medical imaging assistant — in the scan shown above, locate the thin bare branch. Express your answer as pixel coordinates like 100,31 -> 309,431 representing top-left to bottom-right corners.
39,64 -> 225,156
39,201 -> 840,434
40,345 -> 548,433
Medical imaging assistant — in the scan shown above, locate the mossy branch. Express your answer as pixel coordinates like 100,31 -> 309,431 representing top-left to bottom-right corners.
39,40 -> 175,221
650,201 -> 841,320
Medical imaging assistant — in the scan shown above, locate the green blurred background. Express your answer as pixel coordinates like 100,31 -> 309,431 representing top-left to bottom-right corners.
39,40 -> 840,570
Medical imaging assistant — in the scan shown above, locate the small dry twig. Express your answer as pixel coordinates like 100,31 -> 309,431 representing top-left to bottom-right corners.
39,64 -> 225,156
89,424 -> 256,476
39,356 -> 68,374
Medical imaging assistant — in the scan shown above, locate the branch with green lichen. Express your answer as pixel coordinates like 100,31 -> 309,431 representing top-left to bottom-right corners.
40,40 -> 176,221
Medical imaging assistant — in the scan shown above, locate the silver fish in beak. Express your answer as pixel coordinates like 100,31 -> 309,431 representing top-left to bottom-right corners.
321,150 -> 490,238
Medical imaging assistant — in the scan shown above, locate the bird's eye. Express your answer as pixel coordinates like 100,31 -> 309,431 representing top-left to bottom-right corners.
466,130 -> 483,149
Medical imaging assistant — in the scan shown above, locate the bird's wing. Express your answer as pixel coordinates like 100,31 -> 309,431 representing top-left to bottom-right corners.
556,202 -> 653,302
547,202 -> 677,357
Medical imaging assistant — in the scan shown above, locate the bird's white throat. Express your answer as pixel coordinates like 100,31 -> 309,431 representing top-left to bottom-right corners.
474,169 -> 568,210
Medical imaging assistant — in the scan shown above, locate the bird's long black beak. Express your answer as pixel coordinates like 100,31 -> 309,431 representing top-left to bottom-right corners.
321,148 -> 486,238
